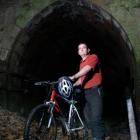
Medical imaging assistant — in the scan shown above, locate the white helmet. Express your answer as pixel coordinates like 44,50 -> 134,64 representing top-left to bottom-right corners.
58,76 -> 73,99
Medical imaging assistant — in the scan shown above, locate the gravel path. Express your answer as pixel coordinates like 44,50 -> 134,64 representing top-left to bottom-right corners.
0,106 -> 139,140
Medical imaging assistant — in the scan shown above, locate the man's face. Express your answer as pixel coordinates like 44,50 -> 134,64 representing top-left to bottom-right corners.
78,43 -> 90,57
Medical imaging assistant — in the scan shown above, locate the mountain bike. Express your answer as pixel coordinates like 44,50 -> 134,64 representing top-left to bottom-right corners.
23,77 -> 88,140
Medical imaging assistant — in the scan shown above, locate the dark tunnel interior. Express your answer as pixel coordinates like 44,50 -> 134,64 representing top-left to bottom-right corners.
17,1 -> 135,120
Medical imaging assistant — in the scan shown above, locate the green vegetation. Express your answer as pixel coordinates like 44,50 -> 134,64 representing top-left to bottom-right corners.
105,0 -> 140,61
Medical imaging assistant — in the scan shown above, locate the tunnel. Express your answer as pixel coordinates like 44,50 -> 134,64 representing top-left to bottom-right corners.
5,0 -> 136,126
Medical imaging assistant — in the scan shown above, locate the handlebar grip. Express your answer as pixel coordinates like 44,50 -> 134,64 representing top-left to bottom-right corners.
34,82 -> 42,85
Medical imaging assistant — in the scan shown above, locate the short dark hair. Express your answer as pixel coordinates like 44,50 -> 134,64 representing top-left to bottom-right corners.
78,42 -> 89,49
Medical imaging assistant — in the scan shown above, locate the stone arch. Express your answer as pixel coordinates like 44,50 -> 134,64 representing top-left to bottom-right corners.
1,0 -> 136,118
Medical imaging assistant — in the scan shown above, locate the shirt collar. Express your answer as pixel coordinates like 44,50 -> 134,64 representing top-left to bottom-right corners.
80,54 -> 90,63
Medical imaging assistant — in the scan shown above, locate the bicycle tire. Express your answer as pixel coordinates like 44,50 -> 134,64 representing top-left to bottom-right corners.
24,103 -> 57,140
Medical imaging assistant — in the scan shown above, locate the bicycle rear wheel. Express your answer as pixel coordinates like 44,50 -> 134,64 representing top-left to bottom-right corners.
24,103 -> 57,140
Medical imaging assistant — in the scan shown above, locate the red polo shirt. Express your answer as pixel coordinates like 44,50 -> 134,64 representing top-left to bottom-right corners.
80,54 -> 102,89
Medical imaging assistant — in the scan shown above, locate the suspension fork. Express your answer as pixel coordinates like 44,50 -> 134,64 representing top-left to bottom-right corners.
43,90 -> 56,128
47,103 -> 54,128
38,102 -> 55,129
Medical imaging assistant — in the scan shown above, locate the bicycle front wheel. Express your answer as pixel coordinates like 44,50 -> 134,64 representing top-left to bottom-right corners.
24,103 -> 57,140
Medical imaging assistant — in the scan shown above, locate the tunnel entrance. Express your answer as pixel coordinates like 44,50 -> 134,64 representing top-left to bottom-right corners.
6,0 -> 136,123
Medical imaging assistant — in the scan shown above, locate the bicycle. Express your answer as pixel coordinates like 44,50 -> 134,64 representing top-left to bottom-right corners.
24,76 -> 88,140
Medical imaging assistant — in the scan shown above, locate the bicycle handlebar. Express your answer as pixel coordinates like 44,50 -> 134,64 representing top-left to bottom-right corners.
34,81 -> 58,86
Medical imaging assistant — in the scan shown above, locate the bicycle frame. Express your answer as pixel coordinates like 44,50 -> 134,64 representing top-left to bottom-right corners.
46,88 -> 85,134
68,101 -> 84,132
24,79 -> 87,140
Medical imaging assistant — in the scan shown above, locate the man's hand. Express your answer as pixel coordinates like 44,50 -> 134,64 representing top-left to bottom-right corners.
69,76 -> 81,87
69,75 -> 75,81
70,65 -> 92,81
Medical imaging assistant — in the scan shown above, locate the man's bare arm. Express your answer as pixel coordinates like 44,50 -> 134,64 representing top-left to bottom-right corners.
71,65 -> 92,80
73,78 -> 81,87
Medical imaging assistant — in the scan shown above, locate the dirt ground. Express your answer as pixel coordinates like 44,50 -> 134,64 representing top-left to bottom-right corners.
0,107 -> 25,140
0,106 -> 138,140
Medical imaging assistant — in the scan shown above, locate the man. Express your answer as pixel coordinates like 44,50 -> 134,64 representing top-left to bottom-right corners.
70,43 -> 105,140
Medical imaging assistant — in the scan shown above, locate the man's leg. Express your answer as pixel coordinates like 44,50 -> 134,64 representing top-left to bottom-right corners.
84,87 -> 105,140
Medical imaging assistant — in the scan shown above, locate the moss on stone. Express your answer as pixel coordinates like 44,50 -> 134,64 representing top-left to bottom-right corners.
16,0 -> 56,28
16,7 -> 33,28
102,0 -> 140,62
